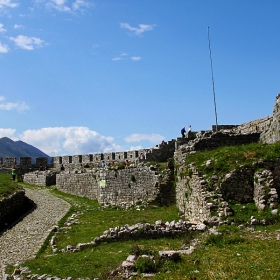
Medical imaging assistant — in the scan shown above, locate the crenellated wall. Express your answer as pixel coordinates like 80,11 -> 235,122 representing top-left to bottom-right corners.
51,139 -> 177,170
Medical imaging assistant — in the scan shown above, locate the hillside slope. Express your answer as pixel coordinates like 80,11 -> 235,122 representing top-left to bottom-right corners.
0,137 -> 51,162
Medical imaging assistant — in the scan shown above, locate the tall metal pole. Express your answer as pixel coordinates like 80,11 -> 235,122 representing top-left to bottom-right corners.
208,27 -> 218,132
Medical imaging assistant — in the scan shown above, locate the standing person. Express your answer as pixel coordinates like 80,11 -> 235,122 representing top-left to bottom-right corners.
181,127 -> 186,137
11,168 -> 16,181
188,125 -> 192,132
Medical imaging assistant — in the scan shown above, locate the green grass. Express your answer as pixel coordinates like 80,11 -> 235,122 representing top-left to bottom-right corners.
226,200 -> 280,225
0,174 -> 22,199
183,142 -> 280,179
7,184 -> 279,280
41,187 -> 180,251
4,142 -> 280,279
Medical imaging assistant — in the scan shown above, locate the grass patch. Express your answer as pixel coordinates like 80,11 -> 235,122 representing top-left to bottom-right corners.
0,174 -> 22,199
227,200 -> 280,225
184,142 -> 280,178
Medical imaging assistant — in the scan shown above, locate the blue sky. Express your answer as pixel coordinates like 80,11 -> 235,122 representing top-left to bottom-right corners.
0,0 -> 279,157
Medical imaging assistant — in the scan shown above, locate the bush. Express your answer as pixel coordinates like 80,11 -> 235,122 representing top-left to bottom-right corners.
135,257 -> 156,273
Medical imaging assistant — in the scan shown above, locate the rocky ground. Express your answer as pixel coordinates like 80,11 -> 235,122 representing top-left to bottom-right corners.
0,188 -> 70,280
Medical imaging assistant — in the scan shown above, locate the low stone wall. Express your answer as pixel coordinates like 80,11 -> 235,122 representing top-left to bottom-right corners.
56,171 -> 99,200
0,190 -> 27,227
23,171 -> 56,186
56,165 -> 175,207
54,219 -> 206,254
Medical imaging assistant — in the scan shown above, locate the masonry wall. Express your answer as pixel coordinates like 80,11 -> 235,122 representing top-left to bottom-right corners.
0,190 -> 27,226
176,173 -> 213,223
23,171 -> 56,186
56,165 -> 175,207
260,94 -> 280,143
56,171 -> 99,200
51,140 -> 176,170
175,152 -> 280,222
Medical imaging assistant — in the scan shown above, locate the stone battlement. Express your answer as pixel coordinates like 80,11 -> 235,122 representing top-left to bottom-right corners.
51,138 -> 177,169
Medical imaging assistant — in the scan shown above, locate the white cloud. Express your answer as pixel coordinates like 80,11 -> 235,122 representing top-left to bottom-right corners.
0,96 -> 29,113
0,128 -> 16,139
0,0 -> 19,9
131,56 -> 141,61
0,42 -> 9,53
9,35 -> 45,50
14,24 -> 24,29
120,22 -> 155,36
112,57 -> 122,61
46,0 -> 71,12
0,23 -> 6,32
124,133 -> 164,144
72,0 -> 91,11
112,52 -> 130,61
20,126 -> 122,157
43,0 -> 91,12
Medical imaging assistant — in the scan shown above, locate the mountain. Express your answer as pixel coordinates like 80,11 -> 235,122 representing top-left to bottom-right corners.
0,137 -> 51,163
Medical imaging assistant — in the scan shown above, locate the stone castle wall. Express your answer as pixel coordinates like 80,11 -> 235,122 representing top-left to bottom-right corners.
23,171 -> 56,186
56,165 -> 175,207
3,94 -> 280,223
51,139 -> 176,170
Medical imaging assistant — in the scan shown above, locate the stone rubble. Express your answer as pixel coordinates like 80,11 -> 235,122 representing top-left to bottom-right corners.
54,220 -> 207,254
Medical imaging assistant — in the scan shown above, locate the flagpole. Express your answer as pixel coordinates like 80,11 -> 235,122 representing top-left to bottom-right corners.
208,27 -> 218,132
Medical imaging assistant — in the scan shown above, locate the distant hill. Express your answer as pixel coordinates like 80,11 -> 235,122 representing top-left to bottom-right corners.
0,137 -> 51,163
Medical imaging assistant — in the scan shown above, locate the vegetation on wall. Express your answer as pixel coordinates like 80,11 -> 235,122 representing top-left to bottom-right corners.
0,174 -> 22,199
184,142 -> 280,179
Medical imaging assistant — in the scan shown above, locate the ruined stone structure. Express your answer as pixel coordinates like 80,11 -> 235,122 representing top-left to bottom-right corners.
174,94 -> 280,222
2,94 -> 280,222
175,157 -> 280,223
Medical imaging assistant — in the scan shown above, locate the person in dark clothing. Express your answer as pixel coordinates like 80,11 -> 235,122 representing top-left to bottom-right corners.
181,127 -> 186,137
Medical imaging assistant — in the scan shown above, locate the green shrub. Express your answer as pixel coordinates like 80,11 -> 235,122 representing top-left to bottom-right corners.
135,257 -> 156,273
